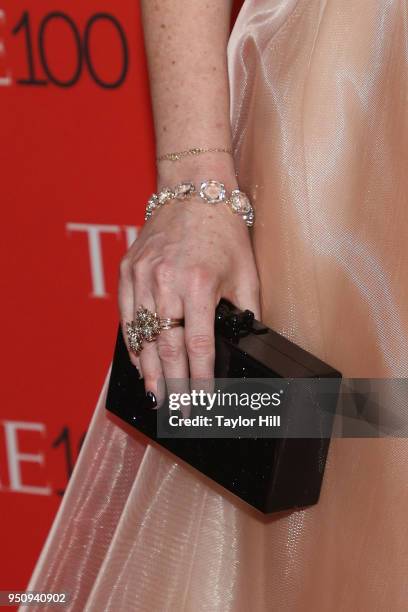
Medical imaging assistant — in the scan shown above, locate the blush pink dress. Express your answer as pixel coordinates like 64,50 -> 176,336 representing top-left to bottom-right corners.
21,1 -> 408,610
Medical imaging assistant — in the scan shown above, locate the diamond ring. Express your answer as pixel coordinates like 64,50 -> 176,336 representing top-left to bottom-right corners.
126,306 -> 184,355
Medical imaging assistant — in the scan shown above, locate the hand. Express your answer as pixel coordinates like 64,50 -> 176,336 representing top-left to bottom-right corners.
118,183 -> 260,406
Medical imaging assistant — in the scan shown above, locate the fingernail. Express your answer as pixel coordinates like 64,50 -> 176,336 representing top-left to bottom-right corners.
145,391 -> 157,408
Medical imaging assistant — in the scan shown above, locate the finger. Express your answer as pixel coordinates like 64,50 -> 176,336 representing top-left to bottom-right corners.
184,292 -> 217,397
155,292 -> 191,417
118,256 -> 142,376
134,286 -> 165,407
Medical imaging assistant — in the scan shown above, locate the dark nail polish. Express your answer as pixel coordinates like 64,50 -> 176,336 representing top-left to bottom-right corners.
145,391 -> 157,408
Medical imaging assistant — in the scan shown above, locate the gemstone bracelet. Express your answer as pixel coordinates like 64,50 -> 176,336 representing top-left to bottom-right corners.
144,180 -> 255,227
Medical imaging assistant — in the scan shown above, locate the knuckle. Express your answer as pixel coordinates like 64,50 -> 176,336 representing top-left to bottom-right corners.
187,265 -> 214,287
153,262 -> 174,285
157,340 -> 183,363
186,334 -> 214,357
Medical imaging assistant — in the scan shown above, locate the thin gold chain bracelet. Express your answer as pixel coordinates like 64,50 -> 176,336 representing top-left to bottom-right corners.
156,147 -> 233,162
144,180 -> 254,227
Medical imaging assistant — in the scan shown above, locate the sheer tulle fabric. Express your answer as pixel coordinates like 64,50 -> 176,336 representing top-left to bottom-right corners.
21,1 -> 408,610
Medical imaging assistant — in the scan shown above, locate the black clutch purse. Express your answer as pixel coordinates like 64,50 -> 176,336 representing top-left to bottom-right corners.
106,299 -> 342,514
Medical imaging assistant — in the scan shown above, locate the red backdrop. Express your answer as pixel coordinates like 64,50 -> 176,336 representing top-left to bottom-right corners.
0,0 -> 243,594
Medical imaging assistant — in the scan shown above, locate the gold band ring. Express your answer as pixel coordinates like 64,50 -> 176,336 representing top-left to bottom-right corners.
159,317 -> 184,330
